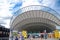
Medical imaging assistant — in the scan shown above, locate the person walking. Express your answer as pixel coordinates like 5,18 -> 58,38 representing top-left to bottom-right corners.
19,35 -> 24,40
15,37 -> 18,40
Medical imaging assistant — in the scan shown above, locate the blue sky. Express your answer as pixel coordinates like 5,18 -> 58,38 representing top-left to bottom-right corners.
0,0 -> 60,28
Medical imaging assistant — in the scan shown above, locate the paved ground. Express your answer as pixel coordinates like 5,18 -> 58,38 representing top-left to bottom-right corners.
25,38 -> 59,40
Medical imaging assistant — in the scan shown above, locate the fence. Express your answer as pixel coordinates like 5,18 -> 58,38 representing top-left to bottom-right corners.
0,37 -> 9,40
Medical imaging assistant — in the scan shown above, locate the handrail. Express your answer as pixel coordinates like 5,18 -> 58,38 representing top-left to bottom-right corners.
0,37 -> 9,40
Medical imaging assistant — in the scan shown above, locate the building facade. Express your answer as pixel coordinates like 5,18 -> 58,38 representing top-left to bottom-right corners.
0,25 -> 10,40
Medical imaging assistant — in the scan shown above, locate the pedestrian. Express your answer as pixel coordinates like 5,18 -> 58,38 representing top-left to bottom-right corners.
40,33 -> 44,40
44,30 -> 48,39
39,33 -> 42,40
29,34 -> 33,40
15,37 -> 18,40
44,33 -> 47,39
19,35 -> 24,40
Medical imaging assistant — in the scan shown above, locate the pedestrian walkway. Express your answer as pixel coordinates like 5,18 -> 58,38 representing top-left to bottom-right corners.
25,38 -> 59,40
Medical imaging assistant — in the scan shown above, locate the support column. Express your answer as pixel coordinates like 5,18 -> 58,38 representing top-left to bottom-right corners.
9,28 -> 13,40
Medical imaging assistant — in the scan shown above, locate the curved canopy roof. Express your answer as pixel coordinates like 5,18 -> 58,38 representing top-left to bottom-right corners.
10,5 -> 60,31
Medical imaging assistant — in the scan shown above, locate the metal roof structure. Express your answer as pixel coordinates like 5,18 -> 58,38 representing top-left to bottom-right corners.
10,5 -> 60,32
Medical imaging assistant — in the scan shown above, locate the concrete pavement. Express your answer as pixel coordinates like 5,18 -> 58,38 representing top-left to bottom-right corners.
25,38 -> 59,40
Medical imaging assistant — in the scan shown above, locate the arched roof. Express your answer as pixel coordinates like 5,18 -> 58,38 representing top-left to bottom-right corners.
10,5 -> 60,31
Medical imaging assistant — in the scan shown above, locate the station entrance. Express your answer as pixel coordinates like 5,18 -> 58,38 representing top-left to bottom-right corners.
21,23 -> 55,33
10,5 -> 60,40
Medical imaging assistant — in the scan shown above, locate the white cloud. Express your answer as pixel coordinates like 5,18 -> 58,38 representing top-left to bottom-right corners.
0,10 -> 12,17
0,20 -> 6,24
40,0 -> 55,6
0,0 -> 12,17
1,19 -> 10,28
0,7 -> 12,28
21,0 -> 55,8
0,0 -> 12,28
22,0 -> 40,7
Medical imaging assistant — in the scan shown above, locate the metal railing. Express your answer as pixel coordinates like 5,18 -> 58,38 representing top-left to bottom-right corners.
0,37 -> 9,40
